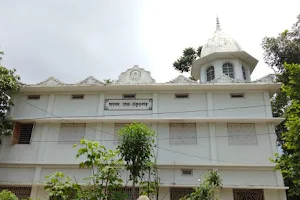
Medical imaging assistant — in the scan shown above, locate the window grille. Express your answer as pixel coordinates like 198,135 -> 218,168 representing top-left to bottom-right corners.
0,186 -> 31,199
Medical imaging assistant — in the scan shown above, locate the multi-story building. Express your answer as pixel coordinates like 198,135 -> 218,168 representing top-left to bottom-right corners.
0,20 -> 286,200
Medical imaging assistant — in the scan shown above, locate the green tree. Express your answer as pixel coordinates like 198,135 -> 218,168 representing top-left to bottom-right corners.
262,14 -> 300,199
180,170 -> 223,200
273,63 -> 300,198
117,123 -> 156,200
45,139 -> 125,200
0,51 -> 21,137
0,189 -> 18,200
173,47 -> 202,73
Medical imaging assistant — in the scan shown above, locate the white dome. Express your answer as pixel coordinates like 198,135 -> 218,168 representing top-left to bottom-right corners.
200,22 -> 242,58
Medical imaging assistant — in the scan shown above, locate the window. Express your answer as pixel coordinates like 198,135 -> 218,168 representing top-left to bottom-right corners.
175,93 -> 189,99
227,123 -> 257,145
27,95 -> 40,100
230,93 -> 245,98
169,123 -> 197,145
233,189 -> 264,200
71,94 -> 84,99
170,188 -> 194,200
181,169 -> 193,176
206,66 -> 215,81
0,186 -> 32,199
242,66 -> 247,80
110,187 -> 139,200
123,94 -> 136,99
59,123 -> 86,144
222,63 -> 234,78
11,123 -> 34,144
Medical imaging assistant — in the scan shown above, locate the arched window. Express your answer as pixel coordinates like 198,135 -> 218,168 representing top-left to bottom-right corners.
206,66 -> 215,81
222,63 -> 234,79
242,66 -> 247,80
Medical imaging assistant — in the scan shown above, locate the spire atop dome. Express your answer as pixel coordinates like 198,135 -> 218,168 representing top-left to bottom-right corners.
216,16 -> 221,31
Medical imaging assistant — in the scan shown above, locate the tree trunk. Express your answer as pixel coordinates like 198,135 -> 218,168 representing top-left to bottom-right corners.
132,176 -> 136,200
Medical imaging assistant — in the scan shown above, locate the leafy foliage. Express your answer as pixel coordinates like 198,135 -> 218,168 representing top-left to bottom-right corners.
273,63 -> 300,198
262,14 -> 300,199
45,139 -> 125,200
44,172 -> 79,200
0,189 -> 18,200
173,46 -> 202,74
117,122 -> 156,200
180,170 -> 223,200
0,51 -> 21,136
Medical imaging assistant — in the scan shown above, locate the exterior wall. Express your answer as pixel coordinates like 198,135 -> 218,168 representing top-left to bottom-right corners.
0,89 -> 285,199
199,58 -> 251,83
11,94 -> 50,119
52,93 -> 99,117
213,92 -> 266,117
9,91 -> 270,119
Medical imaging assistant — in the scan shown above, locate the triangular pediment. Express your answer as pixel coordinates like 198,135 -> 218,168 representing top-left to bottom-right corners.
36,77 -> 65,86
167,75 -> 198,84
77,76 -> 104,86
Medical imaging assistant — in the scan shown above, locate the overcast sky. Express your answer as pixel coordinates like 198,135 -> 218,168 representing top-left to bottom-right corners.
0,0 -> 299,84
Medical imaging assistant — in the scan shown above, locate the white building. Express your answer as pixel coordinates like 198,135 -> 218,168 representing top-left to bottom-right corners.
0,20 -> 287,200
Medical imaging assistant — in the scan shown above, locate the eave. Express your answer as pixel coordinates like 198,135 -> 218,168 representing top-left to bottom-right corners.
19,83 -> 281,96
13,117 -> 285,125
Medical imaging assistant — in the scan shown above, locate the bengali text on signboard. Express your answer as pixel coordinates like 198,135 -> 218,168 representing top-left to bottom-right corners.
104,99 -> 153,110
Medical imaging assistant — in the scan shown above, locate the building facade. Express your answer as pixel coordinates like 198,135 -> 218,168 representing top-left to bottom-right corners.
0,21 -> 287,200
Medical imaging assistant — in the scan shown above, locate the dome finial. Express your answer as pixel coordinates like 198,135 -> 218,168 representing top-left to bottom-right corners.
216,16 -> 221,31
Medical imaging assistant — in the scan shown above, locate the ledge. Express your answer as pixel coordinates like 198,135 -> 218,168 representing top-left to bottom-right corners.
13,117 -> 285,125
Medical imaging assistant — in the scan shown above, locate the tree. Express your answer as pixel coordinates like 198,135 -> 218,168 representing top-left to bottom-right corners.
0,51 -> 21,137
103,79 -> 114,85
273,63 -> 300,199
262,14 -> 300,199
45,139 -> 125,200
173,46 -> 202,81
180,170 -> 223,200
117,123 -> 156,200
0,189 -> 18,200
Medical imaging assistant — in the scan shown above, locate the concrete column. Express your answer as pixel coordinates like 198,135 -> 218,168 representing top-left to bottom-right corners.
97,92 -> 105,116
209,123 -> 217,163
206,92 -> 213,117
263,91 -> 272,118
152,92 -> 158,118
30,166 -> 42,198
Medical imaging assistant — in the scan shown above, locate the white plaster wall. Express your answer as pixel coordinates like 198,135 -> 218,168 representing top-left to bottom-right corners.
42,123 -> 96,163
40,168 -> 91,183
52,94 -> 99,117
11,94 -> 49,119
157,93 -> 207,118
156,123 -> 211,165
213,92 -> 266,117
0,167 -> 35,183
219,169 -> 277,186
215,123 -> 274,164
0,123 -> 43,162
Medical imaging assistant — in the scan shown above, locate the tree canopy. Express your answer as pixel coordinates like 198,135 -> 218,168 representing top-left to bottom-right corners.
0,51 -> 21,136
262,14 -> 300,199
173,46 -> 202,74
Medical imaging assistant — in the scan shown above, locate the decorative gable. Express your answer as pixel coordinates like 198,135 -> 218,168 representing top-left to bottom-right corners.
211,74 -> 244,83
115,65 -> 155,84
36,77 -> 65,86
253,74 -> 275,83
77,76 -> 104,86
167,75 -> 198,84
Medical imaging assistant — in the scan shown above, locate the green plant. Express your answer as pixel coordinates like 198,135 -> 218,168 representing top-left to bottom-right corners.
0,189 -> 18,200
117,122 -> 156,200
180,170 -> 223,200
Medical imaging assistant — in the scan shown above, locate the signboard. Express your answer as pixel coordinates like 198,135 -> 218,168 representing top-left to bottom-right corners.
104,99 -> 153,110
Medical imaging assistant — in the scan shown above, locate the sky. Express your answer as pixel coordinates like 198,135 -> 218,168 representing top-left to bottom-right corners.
0,0 -> 299,84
